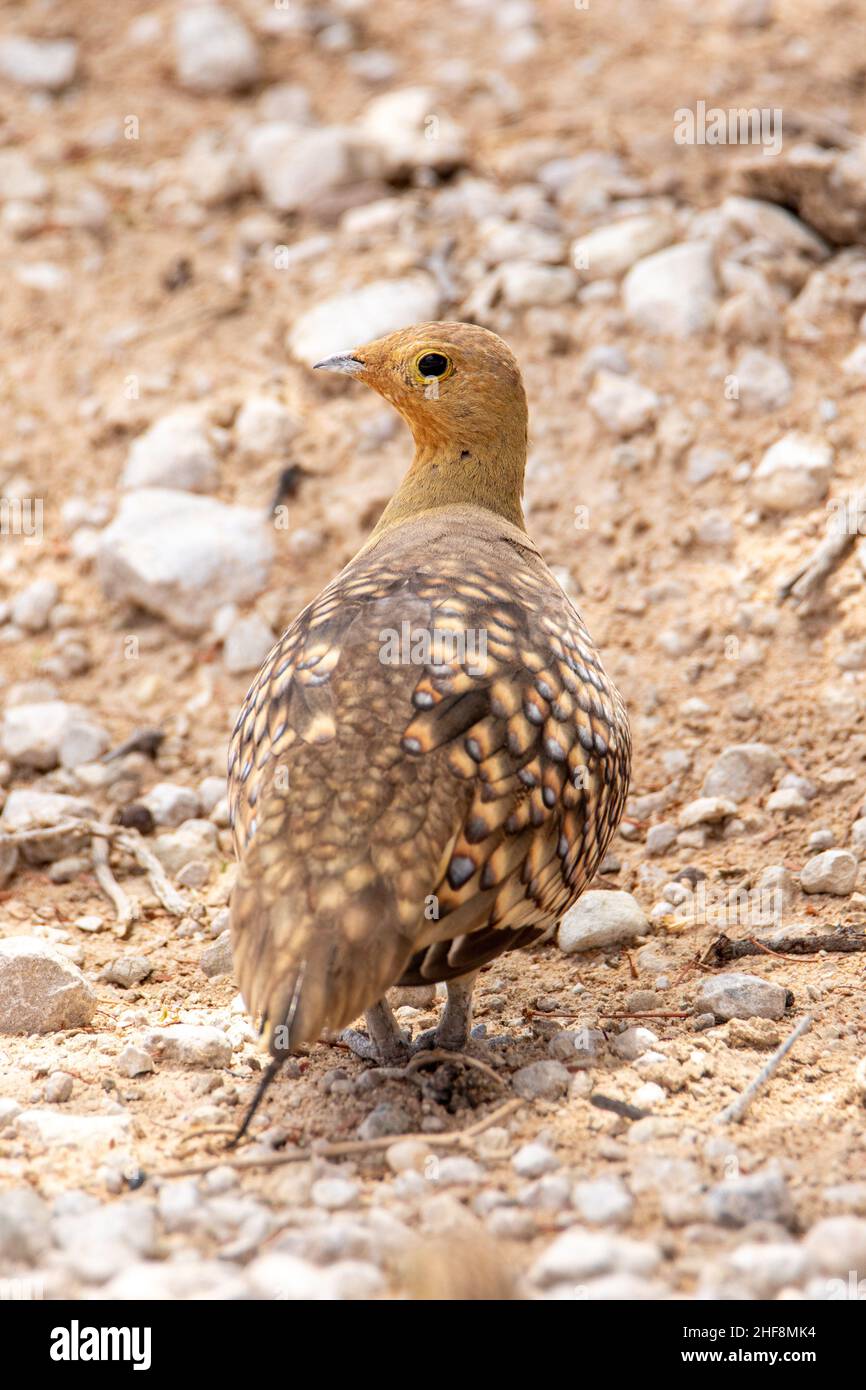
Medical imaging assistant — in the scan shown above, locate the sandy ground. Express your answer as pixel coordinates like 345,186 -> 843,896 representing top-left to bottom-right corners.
0,0 -> 865,1301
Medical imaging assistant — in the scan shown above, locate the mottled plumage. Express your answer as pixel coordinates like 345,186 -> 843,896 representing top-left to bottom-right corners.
227,322 -> 630,1088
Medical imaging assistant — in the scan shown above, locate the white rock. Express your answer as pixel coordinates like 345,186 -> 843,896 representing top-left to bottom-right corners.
97,489 -> 274,634
0,37 -> 78,91
498,261 -> 577,308
724,1241 -> 813,1298
0,150 -> 49,202
804,1217 -> 866,1277
288,275 -> 442,365
152,820 -> 218,875
16,1110 -> 131,1147
143,783 -> 200,828
182,130 -> 251,206
173,3 -> 259,94
611,1026 -> 659,1061
479,217 -> 564,267
59,717 -> 110,769
223,613 -> 274,674
123,409 -> 219,493
512,1143 -> 559,1178
588,370 -> 658,437
559,890 -> 649,952
311,1177 -> 359,1210
572,1177 -> 634,1226
623,241 -> 717,336
678,796 -> 737,828
1,700 -> 93,771
734,348 -> 793,414
800,849 -> 858,896
695,972 -> 788,1022
139,1024 -> 231,1069
702,743 -> 781,802
234,396 -> 296,461
530,1227 -> 660,1286
0,789 -> 95,867
117,1045 -> 156,1078
246,123 -> 377,214
359,87 -> 465,176
0,937 -> 96,1033
573,212 -> 675,281
11,578 -> 58,632
752,432 -> 833,512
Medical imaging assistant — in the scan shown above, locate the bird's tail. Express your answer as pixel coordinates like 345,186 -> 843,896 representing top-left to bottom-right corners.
229,856 -> 411,1059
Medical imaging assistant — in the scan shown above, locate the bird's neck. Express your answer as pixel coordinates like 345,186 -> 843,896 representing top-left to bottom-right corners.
371,434 -> 528,538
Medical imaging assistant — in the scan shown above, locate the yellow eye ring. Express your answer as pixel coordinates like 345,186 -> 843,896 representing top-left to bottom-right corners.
412,350 -> 454,384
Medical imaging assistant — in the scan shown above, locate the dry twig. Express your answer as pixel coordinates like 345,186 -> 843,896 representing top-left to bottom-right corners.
717,1015 -> 813,1124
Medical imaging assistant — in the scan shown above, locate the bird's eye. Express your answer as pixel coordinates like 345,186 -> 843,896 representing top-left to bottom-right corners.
414,351 -> 452,381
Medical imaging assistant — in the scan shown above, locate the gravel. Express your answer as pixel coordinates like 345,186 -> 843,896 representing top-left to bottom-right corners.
0,37 -> 78,91
572,1177 -> 635,1226
123,409 -> 219,493
588,370 -> 659,436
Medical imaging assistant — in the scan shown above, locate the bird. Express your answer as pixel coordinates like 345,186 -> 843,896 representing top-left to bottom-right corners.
227,321 -> 631,1138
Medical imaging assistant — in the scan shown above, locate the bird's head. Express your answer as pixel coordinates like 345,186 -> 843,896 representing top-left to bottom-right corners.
314,320 -> 528,457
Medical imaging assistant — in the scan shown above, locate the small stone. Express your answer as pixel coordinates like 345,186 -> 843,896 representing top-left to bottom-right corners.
246,123 -> 377,216
512,1060 -> 570,1100
0,789 -> 95,865
558,890 -> 649,952
623,241 -> 717,337
0,937 -> 96,1033
705,1168 -> 795,1229
44,1072 -> 74,1103
800,849 -> 858,896
695,972 -> 788,1022
123,409 -> 219,493
99,956 -> 152,988
610,1026 -> 659,1060
752,432 -> 833,513
174,3 -> 259,94
234,397 -> 297,461
588,370 -> 659,437
97,489 -> 274,635
0,1188 -> 51,1262
384,1138 -> 428,1174
1,700 -> 95,771
678,796 -> 737,828
11,578 -> 58,632
139,1024 -> 231,1069
143,783 -> 200,828
645,823 -> 677,855
152,820 -> 218,875
200,933 -> 233,979
117,1045 -> 155,1078
223,613 -> 274,674
724,1242 -> 812,1297
805,1217 -> 866,1277
0,37 -> 78,91
311,1177 -> 359,1211
512,1143 -> 559,1178
16,1111 -> 131,1149
356,1103 -> 413,1140
498,261 -> 577,308
702,743 -> 781,802
359,86 -> 465,178
734,348 -> 793,414
530,1227 -> 661,1286
572,212 -> 675,280
572,1177 -> 634,1226
434,1156 -> 484,1185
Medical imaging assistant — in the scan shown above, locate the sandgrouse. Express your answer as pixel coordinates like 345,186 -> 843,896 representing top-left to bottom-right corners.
228,322 -> 631,1131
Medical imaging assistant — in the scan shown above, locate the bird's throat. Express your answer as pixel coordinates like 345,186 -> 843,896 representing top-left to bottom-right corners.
371,438 -> 527,538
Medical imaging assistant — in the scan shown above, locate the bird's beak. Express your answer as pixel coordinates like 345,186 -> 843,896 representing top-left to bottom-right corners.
313,352 -> 365,376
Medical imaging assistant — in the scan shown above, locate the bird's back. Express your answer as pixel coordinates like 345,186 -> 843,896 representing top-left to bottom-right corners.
228,504 -> 630,1054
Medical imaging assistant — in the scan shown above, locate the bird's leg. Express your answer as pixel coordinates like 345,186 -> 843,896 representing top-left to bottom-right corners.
340,996 -> 412,1064
435,971 -> 479,1050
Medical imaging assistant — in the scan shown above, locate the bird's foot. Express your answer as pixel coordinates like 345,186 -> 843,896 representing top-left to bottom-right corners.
339,1026 -> 413,1066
